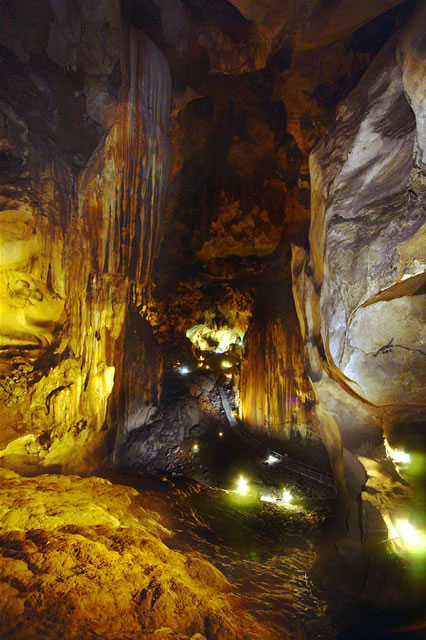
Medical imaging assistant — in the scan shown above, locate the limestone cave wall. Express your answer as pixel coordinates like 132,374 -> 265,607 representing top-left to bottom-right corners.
0,0 -> 422,480
0,2 -> 171,474
291,1 -> 425,597
140,1 -> 417,451
292,2 -> 425,445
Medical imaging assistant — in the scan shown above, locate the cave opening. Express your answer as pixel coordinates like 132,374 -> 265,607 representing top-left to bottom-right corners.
0,1 -> 425,639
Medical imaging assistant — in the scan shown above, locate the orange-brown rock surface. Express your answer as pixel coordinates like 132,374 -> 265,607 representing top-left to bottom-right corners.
240,286 -> 314,438
0,13 -> 170,474
0,469 -> 282,640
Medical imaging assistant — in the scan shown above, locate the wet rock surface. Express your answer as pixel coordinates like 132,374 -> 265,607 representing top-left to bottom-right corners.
0,469 -> 280,640
1,468 -> 422,640
120,367 -> 235,482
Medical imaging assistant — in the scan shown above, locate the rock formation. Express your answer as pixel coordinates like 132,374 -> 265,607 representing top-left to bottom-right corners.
240,284 -> 314,437
291,0 -> 425,599
0,5 -> 171,474
0,0 -> 424,636
0,468 -> 280,640
292,0 -> 425,465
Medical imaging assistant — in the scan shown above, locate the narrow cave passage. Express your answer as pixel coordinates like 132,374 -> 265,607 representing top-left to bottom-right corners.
0,1 -> 425,639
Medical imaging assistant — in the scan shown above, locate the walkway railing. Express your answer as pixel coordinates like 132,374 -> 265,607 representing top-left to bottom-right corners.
265,450 -> 336,490
218,384 -> 336,493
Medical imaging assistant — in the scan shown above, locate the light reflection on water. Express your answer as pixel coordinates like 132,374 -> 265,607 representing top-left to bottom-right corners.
170,488 -> 336,639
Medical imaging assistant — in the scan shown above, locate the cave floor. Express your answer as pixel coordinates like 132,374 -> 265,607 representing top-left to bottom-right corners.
0,466 -> 423,640
110,471 -> 425,640
109,470 -> 333,639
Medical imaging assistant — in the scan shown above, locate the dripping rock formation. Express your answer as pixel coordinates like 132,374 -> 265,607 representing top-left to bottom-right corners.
0,1 -> 425,639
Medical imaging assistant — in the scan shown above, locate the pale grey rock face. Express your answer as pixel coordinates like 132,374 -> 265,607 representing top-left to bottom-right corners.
341,295 -> 426,405
398,3 -> 426,163
307,29 -> 425,408
290,13 -> 425,598
290,9 -> 425,509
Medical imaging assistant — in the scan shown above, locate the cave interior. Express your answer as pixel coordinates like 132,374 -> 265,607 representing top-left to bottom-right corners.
0,0 -> 425,639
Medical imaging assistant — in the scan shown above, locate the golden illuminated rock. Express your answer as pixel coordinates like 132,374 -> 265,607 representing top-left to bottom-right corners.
0,22 -> 171,474
0,209 -> 65,347
0,469 -> 281,640
0,210 -> 38,269
240,289 -> 313,438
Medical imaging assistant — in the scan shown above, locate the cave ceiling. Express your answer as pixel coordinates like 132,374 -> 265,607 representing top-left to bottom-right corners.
130,0 -> 417,343
0,0 -> 416,344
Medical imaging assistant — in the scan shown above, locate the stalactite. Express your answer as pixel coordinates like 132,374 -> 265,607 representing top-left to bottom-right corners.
240,298 -> 313,438
63,26 -> 172,469
0,24 -> 172,473
78,26 -> 171,286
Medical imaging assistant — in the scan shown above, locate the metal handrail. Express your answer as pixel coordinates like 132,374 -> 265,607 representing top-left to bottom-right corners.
267,450 -> 334,480
266,450 -> 335,489
217,384 -> 336,492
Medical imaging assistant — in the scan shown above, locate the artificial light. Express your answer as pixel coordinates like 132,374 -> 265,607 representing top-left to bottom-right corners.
395,519 -> 425,552
236,475 -> 249,495
282,489 -> 293,503
385,439 -> 410,464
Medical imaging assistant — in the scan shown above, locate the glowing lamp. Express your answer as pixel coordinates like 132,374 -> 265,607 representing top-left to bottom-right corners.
266,454 -> 279,465
385,439 -> 410,464
236,475 -> 249,495
221,360 -> 233,369
218,432 -> 224,437
282,489 -> 293,503
179,366 -> 189,375
260,495 -> 277,503
192,443 -> 199,453
395,520 -> 425,552
225,373 -> 232,379
391,449 -> 410,464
